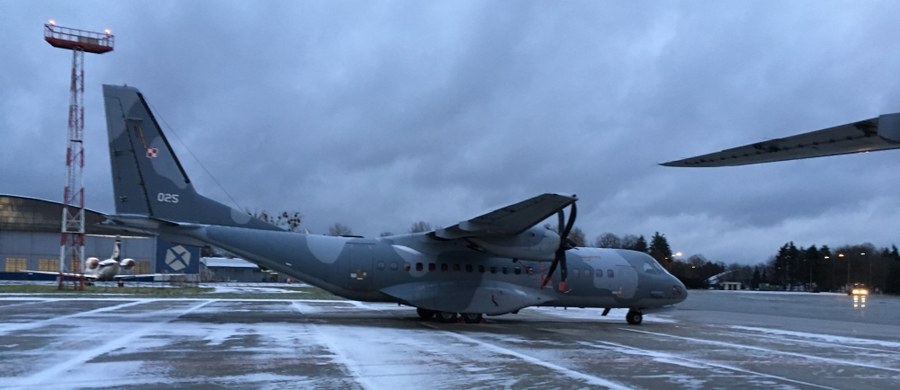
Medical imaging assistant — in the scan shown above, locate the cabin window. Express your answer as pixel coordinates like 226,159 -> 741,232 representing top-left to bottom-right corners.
595,269 -> 603,278
608,269 -> 615,278
404,262 -> 411,271
501,267 -> 508,274
465,264 -> 473,272
441,263 -> 449,272
572,269 -> 579,278
526,266 -> 534,274
429,263 -> 436,272
478,265 -> 485,273
453,263 -> 461,272
377,261 -> 386,270
514,267 -> 522,275
390,262 -> 398,271
490,266 -> 497,274
416,262 -> 423,271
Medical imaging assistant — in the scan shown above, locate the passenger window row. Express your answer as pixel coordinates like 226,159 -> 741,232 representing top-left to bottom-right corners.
373,261 -> 615,279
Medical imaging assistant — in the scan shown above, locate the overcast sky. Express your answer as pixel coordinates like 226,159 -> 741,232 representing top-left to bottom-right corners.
2,1 -> 899,265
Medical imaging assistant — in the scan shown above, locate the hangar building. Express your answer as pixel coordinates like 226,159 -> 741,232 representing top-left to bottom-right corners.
0,195 -> 198,279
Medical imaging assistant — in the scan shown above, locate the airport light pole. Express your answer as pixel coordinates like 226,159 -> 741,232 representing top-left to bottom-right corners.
44,21 -> 114,290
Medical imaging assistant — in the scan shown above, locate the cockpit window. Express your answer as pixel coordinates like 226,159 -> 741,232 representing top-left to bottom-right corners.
642,260 -> 665,274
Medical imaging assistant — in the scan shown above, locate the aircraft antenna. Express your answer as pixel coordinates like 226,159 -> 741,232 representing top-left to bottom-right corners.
44,21 -> 114,290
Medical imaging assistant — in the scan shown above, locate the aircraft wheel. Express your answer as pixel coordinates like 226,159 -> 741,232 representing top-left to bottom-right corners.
626,309 -> 643,325
416,308 -> 435,320
461,313 -> 483,324
436,311 -> 458,323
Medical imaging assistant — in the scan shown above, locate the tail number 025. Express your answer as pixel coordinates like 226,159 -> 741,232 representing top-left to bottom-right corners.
157,193 -> 180,204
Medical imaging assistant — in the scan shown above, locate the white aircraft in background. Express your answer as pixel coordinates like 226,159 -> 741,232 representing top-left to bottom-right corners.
25,237 -> 161,282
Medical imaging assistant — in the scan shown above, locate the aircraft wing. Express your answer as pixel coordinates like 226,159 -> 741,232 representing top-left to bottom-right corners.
662,113 -> 900,167
20,270 -> 99,279
432,193 -> 577,240
113,273 -> 166,280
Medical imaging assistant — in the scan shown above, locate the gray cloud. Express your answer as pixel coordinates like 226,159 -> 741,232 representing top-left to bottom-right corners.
2,1 -> 899,264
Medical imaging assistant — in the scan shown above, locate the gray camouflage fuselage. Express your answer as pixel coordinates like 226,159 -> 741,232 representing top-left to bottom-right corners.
102,84 -> 687,320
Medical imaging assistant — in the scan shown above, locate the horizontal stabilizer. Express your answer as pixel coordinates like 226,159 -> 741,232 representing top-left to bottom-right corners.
662,113 -> 900,167
433,193 -> 577,239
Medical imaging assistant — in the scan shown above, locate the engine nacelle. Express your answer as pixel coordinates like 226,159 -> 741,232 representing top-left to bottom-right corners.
119,258 -> 136,270
468,226 -> 560,261
86,257 -> 100,270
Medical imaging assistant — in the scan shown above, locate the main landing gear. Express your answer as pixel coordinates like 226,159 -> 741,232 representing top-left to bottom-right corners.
416,308 -> 484,324
625,309 -> 643,325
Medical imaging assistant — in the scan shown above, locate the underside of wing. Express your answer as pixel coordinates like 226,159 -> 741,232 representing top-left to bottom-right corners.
433,193 -> 577,240
662,113 -> 900,167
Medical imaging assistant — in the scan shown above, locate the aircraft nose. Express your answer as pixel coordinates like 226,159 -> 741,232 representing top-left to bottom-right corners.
671,275 -> 688,303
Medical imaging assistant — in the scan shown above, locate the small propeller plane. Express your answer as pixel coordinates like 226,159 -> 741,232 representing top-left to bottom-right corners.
101,84 -> 687,324
24,237 -> 160,284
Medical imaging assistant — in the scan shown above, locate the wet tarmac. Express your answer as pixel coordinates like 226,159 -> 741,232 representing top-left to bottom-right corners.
1,289 -> 898,389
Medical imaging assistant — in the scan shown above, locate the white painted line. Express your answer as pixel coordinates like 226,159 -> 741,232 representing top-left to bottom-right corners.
622,328 -> 900,374
424,324 -> 630,390
579,340 -> 838,390
0,300 -> 150,335
730,325 -> 900,351
9,299 -> 216,388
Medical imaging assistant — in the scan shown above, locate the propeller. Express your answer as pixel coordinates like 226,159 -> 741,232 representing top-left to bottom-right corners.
541,202 -> 577,290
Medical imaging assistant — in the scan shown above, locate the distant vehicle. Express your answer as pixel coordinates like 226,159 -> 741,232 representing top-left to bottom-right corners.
24,237 -> 162,283
849,283 -> 869,296
98,84 -> 688,325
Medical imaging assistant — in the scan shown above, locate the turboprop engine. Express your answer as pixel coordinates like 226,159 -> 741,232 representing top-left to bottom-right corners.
467,226 -> 560,261
119,258 -> 136,270
86,257 -> 100,270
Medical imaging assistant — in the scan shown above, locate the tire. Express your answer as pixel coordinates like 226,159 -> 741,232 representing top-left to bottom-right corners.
436,311 -> 458,323
416,308 -> 435,320
461,313 -> 483,324
626,310 -> 643,325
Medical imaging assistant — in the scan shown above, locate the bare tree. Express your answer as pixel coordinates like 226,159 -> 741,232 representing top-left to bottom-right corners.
248,210 -> 303,232
595,232 -> 622,248
569,227 -> 587,247
408,221 -> 432,233
328,223 -> 353,236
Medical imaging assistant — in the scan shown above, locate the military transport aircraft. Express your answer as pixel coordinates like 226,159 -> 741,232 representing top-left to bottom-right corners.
101,84 -> 686,325
24,237 -> 159,283
662,112 -> 900,167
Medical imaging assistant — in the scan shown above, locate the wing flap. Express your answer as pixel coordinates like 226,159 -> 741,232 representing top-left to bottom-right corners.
663,113 -> 900,167
433,193 -> 576,239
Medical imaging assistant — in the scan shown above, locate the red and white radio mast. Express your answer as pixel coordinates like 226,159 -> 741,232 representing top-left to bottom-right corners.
44,21 -> 114,289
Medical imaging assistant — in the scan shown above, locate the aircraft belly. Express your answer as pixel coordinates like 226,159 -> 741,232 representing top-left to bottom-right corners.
381,281 -> 554,315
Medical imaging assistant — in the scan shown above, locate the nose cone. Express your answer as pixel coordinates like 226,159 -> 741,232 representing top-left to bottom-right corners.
671,275 -> 688,303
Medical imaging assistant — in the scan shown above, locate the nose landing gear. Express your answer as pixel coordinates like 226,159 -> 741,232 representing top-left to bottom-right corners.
626,309 -> 643,325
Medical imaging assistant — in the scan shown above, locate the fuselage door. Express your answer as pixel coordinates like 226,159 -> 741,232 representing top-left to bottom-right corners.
615,264 -> 638,299
345,243 -> 375,291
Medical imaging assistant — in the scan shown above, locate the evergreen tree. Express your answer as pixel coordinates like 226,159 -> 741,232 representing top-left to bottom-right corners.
648,232 -> 673,269
630,235 -> 649,253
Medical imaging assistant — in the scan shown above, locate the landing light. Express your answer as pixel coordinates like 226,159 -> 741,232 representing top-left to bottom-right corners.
851,288 -> 869,296
104,28 -> 112,35
48,19 -> 56,25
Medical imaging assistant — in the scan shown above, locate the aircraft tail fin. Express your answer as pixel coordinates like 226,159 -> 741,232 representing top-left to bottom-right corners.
103,85 -> 279,231
111,237 -> 121,261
